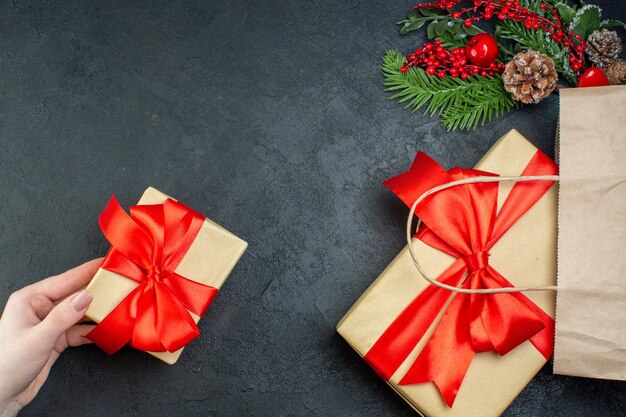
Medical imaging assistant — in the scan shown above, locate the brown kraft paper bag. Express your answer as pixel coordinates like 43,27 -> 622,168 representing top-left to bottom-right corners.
555,85 -> 626,380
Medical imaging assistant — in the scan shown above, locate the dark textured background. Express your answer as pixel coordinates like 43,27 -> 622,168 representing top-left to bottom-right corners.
0,0 -> 624,416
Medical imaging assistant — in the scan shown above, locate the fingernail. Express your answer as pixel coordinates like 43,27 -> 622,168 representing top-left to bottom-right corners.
70,289 -> 93,311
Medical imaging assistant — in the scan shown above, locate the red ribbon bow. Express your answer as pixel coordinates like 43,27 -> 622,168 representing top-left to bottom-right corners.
363,150 -> 557,407
86,196 -> 219,354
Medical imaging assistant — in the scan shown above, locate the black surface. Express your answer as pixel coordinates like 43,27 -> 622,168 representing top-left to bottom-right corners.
0,1 -> 625,416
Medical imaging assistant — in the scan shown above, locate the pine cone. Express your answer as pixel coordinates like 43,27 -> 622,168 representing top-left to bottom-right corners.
605,60 -> 626,85
586,29 -> 622,69
502,50 -> 557,104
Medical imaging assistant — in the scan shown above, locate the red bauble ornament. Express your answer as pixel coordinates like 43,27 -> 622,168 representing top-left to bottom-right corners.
465,33 -> 499,67
577,67 -> 610,88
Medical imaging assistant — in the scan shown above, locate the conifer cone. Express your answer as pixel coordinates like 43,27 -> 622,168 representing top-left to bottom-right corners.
605,60 -> 626,85
502,50 -> 557,104
586,29 -> 622,69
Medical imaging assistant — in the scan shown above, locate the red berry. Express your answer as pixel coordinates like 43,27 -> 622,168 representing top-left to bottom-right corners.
460,72 -> 468,80
437,71 -> 446,78
465,33 -> 499,67
571,62 -> 581,71
434,39 -> 441,46
426,66 -> 437,75
464,18 -> 473,27
480,70 -> 487,76
400,65 -> 408,73
453,12 -> 461,19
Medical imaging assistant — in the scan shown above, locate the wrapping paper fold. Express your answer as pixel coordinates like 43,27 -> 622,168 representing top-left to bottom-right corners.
337,130 -> 557,416
86,187 -> 247,364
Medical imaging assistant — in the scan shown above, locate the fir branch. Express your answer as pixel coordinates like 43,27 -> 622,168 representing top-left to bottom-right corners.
441,92 -> 517,131
382,50 -> 518,131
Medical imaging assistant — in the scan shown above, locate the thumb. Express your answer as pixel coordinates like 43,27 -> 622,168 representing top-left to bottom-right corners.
36,289 -> 93,348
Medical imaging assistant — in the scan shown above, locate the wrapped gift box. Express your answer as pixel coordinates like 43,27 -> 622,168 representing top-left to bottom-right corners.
86,187 -> 247,364
337,130 -> 557,416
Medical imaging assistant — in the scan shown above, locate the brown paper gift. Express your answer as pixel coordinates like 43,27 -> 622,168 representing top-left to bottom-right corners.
336,130 -> 557,417
86,187 -> 247,364
554,85 -> 626,380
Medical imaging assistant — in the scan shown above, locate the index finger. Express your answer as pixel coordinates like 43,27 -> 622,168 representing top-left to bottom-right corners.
25,258 -> 103,301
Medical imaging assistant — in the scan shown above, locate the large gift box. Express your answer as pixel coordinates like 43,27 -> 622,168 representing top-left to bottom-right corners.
337,130 -> 558,416
85,187 -> 247,364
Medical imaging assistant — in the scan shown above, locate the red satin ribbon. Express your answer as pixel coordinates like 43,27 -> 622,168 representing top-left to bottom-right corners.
86,196 -> 219,354
364,150 -> 557,407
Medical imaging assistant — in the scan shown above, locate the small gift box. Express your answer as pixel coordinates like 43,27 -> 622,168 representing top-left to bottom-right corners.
337,130 -> 558,416
85,187 -> 247,364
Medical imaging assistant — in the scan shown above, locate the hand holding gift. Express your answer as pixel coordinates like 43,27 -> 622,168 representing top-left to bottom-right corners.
0,260 -> 100,417
0,187 -> 249,416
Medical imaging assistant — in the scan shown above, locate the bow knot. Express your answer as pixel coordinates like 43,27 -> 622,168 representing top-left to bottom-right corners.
464,251 -> 490,272
146,264 -> 164,282
86,195 -> 220,355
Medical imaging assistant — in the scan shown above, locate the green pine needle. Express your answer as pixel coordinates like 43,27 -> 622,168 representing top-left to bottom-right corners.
382,50 -> 518,131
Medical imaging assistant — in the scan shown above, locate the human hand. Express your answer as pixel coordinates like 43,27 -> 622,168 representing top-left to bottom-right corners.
0,259 -> 102,417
